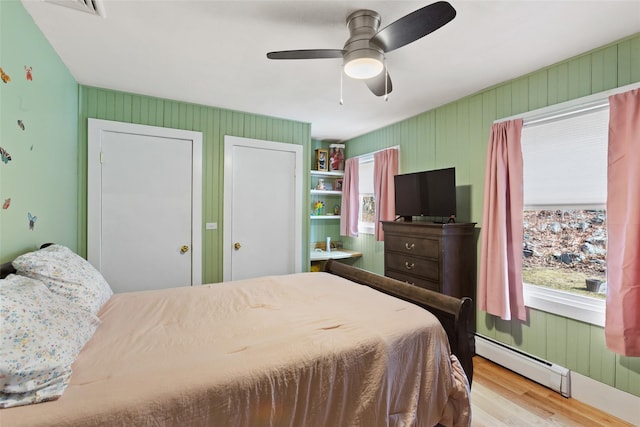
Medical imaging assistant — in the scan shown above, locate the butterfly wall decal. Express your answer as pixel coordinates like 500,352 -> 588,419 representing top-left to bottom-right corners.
0,147 -> 11,164
0,67 -> 10,83
28,212 -> 37,230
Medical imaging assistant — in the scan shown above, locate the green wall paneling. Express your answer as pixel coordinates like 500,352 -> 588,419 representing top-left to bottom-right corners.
527,70 -> 549,111
517,308 -> 548,356
617,36 -> 640,85
617,356 -> 640,396
547,62 -> 570,105
467,94 -> 485,223
309,220 -> 340,244
589,325 -> 617,387
0,0 -> 79,263
343,33 -> 640,396
545,312 -> 569,368
566,319 -> 592,376
78,86 -> 311,284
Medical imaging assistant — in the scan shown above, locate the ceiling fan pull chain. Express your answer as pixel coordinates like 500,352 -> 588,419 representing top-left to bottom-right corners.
339,65 -> 344,105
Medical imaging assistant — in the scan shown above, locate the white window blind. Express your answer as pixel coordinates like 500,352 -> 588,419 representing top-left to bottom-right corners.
521,107 -> 608,209
358,158 -> 375,234
359,159 -> 374,194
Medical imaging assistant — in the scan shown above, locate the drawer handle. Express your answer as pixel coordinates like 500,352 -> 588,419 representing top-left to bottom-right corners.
405,242 -> 415,250
405,261 -> 415,270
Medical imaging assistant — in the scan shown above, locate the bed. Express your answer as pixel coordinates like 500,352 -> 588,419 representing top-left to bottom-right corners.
1,246 -> 474,427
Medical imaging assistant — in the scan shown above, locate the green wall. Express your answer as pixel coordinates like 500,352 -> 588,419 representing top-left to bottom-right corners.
77,86 -> 312,284
0,0 -> 79,262
343,34 -> 640,397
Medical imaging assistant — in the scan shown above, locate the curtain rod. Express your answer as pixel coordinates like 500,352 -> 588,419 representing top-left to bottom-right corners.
353,145 -> 400,161
494,82 -> 640,126
524,101 -> 608,127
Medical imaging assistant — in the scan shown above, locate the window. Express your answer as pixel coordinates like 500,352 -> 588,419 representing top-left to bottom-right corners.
494,82 -> 639,325
358,157 -> 375,235
522,106 -> 609,295
520,104 -> 609,325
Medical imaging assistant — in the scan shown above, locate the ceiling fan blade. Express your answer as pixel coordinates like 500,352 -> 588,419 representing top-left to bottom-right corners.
371,1 -> 456,53
267,49 -> 344,60
364,69 -> 393,97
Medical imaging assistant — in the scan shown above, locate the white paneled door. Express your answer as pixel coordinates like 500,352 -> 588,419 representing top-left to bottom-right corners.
223,136 -> 302,281
88,119 -> 202,293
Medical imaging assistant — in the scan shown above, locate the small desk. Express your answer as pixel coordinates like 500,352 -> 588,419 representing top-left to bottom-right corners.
310,249 -> 362,271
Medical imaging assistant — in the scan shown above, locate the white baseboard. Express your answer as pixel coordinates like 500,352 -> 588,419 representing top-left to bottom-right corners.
570,371 -> 640,426
475,335 -> 570,397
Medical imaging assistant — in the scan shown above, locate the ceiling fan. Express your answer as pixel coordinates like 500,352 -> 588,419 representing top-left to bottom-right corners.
266,1 -> 456,97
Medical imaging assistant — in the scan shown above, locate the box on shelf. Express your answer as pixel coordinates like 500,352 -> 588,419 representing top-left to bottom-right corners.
329,144 -> 345,172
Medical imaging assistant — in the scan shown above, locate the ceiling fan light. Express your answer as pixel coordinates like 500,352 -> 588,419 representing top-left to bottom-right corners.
344,57 -> 384,79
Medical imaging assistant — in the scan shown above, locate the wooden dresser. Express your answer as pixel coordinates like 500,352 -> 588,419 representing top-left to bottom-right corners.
382,221 -> 477,300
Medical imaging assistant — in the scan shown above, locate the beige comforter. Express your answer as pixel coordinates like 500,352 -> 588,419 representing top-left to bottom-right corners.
1,272 -> 470,427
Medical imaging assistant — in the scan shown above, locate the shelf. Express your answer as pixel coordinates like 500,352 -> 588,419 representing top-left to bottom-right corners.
310,215 -> 340,220
310,170 -> 344,177
310,189 -> 341,196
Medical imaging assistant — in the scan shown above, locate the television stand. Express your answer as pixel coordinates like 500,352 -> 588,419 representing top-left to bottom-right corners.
381,221 -> 477,303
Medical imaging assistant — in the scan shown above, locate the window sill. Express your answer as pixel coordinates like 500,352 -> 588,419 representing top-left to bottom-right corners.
523,283 -> 605,327
358,223 -> 374,235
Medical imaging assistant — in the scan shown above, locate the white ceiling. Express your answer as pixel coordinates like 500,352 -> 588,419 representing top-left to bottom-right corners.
21,0 -> 640,141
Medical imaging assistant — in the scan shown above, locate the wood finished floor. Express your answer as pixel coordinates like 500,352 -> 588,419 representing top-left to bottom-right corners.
470,356 -> 635,426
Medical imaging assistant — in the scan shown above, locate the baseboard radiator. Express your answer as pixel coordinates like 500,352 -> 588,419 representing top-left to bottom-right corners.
475,335 -> 571,397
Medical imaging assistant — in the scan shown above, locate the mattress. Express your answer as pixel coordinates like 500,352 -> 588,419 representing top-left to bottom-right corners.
1,272 -> 470,426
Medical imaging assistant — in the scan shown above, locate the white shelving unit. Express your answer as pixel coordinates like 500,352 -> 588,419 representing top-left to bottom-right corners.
310,170 -> 344,219
310,189 -> 342,196
310,215 -> 341,220
310,170 -> 344,178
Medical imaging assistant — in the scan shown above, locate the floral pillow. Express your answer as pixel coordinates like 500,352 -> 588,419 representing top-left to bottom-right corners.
0,275 -> 101,408
12,245 -> 113,315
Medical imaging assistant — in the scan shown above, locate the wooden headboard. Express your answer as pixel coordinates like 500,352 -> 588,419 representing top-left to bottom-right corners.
324,259 -> 475,384
0,261 -> 16,279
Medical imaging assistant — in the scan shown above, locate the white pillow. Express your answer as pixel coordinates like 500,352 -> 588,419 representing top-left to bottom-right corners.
0,275 -> 100,408
12,245 -> 113,315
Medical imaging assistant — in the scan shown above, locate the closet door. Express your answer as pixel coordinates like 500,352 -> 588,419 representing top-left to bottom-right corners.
88,119 -> 202,292
223,136 -> 303,281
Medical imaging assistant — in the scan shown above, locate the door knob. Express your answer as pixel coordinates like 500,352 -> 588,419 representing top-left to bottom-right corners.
234,242 -> 241,250
180,245 -> 189,254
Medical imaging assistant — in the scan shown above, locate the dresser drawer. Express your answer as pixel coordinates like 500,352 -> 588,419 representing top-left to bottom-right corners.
385,253 -> 439,281
384,235 -> 440,259
386,270 -> 440,292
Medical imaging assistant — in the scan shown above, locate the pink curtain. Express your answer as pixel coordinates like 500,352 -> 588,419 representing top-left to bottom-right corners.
340,158 -> 360,237
606,89 -> 640,356
478,119 -> 527,321
373,148 -> 399,241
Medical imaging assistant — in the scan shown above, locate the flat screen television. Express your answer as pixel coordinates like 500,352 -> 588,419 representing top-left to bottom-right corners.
394,167 -> 456,221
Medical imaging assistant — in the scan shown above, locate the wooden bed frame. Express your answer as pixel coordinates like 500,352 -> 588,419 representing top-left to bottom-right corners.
0,250 -> 474,384
324,260 -> 475,384
0,260 -> 18,279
